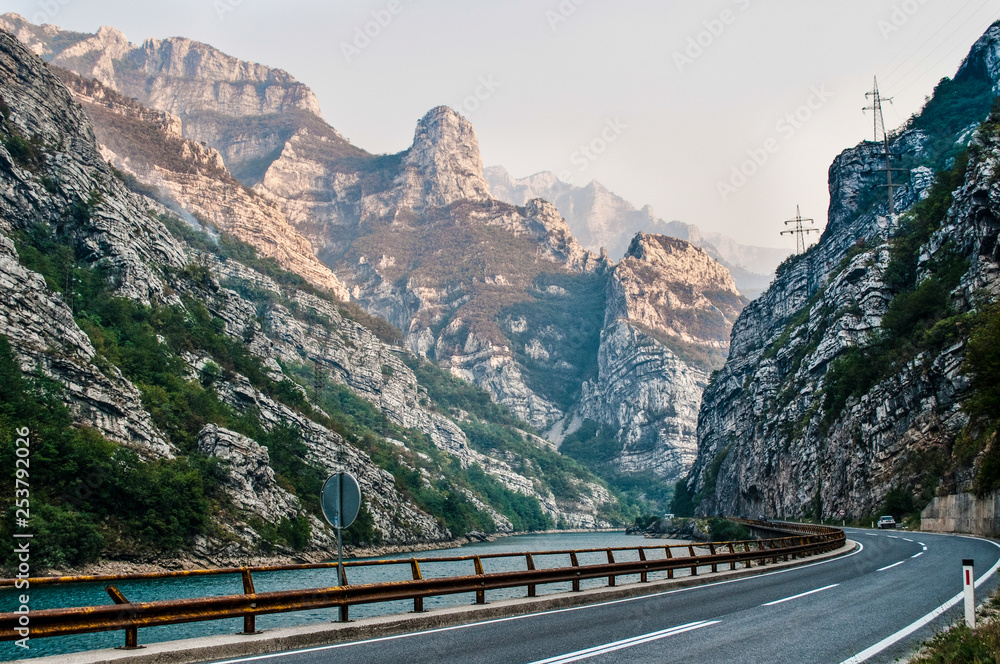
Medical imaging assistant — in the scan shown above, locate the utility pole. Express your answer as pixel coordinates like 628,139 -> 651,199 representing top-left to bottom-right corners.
864,77 -> 908,218
780,205 -> 819,254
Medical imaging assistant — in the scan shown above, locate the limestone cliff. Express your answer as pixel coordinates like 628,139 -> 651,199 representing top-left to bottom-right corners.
686,22 -> 1000,519
577,234 -> 746,479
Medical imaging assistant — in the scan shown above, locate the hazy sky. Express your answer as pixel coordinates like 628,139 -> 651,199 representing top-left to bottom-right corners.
5,0 -> 1000,249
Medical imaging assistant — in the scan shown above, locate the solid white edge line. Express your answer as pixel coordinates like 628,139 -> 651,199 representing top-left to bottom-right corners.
207,541 -> 864,664
877,560 -> 906,572
763,583 -> 839,606
528,621 -> 717,664
839,536 -> 1000,664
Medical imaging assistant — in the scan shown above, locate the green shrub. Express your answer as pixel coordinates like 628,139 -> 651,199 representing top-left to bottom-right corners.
707,518 -> 751,542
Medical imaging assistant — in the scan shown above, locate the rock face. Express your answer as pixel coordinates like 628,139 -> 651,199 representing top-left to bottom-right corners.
484,165 -> 787,297
686,22 -> 1000,518
578,234 -> 746,478
0,27 -> 623,569
55,67 -> 350,300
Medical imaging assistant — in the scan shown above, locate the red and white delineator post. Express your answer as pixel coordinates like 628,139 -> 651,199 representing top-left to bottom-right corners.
963,559 -> 976,629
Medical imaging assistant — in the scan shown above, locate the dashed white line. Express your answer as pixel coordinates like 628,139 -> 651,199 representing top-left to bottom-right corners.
911,552 -> 924,559
903,538 -> 913,542
877,560 -> 906,572
887,535 -> 899,539
841,537 -> 1000,663
529,621 -> 721,663
763,584 -> 839,606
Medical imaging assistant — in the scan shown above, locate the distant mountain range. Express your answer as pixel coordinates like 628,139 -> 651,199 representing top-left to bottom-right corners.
485,166 -> 790,299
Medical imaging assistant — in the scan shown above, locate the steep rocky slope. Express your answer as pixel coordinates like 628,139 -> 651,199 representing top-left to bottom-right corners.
0,29 -> 624,572
576,234 -> 746,479
485,165 -> 787,297
685,22 -> 1000,520
2,15 -> 748,491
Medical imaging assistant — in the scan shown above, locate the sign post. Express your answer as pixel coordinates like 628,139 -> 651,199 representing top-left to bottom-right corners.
963,559 -> 976,629
321,472 -> 362,587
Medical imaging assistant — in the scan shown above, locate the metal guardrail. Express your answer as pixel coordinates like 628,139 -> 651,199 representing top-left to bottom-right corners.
0,521 -> 845,649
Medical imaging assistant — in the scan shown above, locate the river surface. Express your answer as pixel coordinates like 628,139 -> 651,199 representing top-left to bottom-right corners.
2,531 -> 693,660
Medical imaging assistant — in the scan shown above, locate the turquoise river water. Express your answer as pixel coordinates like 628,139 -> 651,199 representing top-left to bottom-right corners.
1,531 -> 694,660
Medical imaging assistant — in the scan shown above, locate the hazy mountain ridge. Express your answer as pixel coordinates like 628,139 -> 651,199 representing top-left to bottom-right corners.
485,165 -> 788,298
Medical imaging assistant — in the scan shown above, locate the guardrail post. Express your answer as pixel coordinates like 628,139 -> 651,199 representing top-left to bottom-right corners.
664,546 -> 674,579
240,569 -> 261,634
638,548 -> 648,583
105,586 -> 142,650
526,554 -> 536,597
570,552 -> 581,592
708,544 -> 717,573
606,549 -> 616,587
410,559 -> 424,613
756,541 -> 766,565
338,564 -> 350,622
688,545 -> 698,576
727,543 -> 736,570
474,556 -> 486,604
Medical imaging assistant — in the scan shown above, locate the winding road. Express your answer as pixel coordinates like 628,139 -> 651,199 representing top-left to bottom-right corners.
207,528 -> 1000,664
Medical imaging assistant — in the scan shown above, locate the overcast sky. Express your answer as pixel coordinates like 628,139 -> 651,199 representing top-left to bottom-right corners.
5,0 -> 1000,249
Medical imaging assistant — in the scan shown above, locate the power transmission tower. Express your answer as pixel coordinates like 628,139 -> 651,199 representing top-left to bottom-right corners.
863,77 -> 908,217
780,205 -> 819,254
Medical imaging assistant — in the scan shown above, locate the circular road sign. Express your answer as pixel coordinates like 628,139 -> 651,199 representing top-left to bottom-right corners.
838,509 -> 846,517
321,472 -> 361,529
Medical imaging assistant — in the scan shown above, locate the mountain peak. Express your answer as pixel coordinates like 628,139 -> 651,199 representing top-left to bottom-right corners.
624,232 -> 740,295
397,105 -> 491,207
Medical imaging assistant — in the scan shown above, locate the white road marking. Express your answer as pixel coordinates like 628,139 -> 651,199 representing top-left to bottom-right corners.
763,584 -> 839,606
877,560 -> 906,572
840,537 -> 1000,664
918,542 -> 926,547
911,552 -> 923,559
903,538 -> 913,542
528,621 -> 720,664
887,535 -> 899,539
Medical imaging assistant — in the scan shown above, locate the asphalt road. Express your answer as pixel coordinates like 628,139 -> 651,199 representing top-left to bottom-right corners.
208,529 -> 1000,664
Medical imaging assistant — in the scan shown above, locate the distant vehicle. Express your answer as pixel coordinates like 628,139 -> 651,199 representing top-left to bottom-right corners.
877,515 -> 896,529
757,514 -> 768,522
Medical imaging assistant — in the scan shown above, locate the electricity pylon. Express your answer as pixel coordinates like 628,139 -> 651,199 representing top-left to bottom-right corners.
780,205 -> 819,254
864,77 -> 908,217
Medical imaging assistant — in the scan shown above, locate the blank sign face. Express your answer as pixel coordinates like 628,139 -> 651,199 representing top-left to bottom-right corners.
321,472 -> 361,528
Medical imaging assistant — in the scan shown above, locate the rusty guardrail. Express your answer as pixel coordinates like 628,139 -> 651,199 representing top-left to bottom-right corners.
0,521 -> 844,649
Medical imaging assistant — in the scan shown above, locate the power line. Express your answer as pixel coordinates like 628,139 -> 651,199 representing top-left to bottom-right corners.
878,0 -> 986,83
884,1 -> 997,92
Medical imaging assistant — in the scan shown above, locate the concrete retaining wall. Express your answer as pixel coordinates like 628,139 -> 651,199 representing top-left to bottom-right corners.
921,491 -> 1000,536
